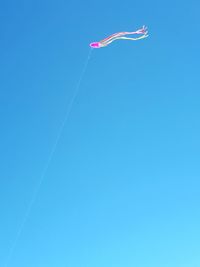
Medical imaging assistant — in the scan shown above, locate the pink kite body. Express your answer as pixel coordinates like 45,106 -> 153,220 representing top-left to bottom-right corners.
90,26 -> 148,48
90,42 -> 101,48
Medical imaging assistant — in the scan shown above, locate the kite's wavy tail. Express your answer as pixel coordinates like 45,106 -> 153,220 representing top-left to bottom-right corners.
100,26 -> 148,47
118,34 -> 149,41
105,33 -> 148,46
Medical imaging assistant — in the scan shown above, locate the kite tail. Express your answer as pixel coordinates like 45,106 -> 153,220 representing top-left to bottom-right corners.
118,34 -> 148,41
104,33 -> 148,46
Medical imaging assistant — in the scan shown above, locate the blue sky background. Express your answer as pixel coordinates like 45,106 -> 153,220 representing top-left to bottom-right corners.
1,0 -> 200,266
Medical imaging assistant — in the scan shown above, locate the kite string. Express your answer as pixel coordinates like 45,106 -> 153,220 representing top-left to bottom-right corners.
4,48 -> 93,267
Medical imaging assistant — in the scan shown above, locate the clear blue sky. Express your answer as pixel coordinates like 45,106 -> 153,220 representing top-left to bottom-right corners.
1,0 -> 200,266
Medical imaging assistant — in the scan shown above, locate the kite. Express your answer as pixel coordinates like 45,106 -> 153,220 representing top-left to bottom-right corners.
90,26 -> 148,48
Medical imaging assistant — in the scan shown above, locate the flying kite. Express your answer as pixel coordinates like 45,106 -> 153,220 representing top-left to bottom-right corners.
90,26 -> 148,48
